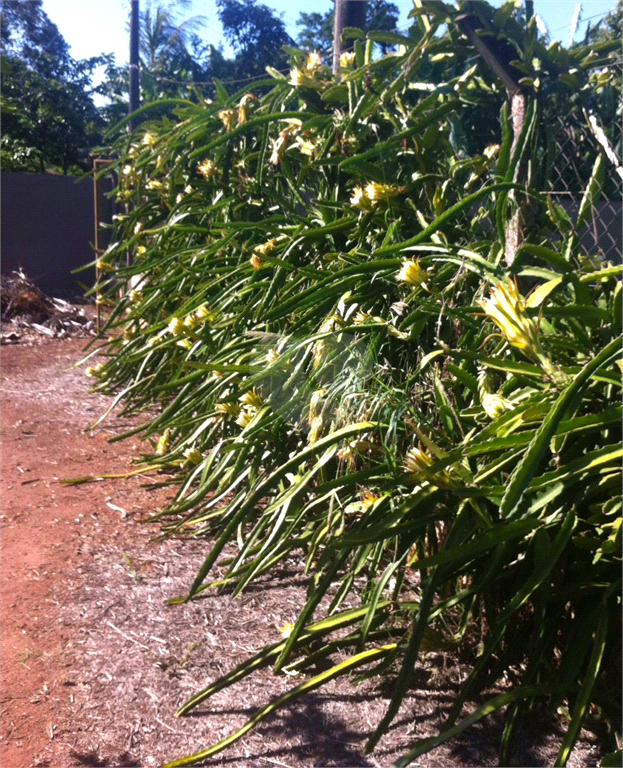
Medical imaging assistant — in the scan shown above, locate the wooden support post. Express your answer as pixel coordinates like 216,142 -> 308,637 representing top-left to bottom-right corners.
333,0 -> 368,77
129,0 -> 140,131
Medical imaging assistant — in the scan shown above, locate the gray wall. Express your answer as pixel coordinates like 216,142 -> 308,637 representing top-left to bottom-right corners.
1,172 -> 114,296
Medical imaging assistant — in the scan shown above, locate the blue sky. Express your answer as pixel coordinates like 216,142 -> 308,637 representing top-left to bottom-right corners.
42,0 -> 617,74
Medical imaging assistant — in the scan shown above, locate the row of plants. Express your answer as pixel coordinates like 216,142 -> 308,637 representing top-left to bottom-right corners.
85,2 -> 621,765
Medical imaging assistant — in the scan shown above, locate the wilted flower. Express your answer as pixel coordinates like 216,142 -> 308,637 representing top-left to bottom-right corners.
133,222 -> 143,235
254,239 -> 278,256
396,258 -> 430,290
127,289 -> 143,304
266,348 -> 280,365
218,109 -> 237,131
250,254 -> 264,269
197,158 -> 217,180
176,338 -> 193,350
361,490 -> 382,510
122,164 -> 134,177
308,415 -> 323,445
340,51 -> 356,69
155,430 -> 170,456
268,121 -> 301,165
477,279 -> 543,364
237,93 -> 258,125
305,51 -> 322,71
308,388 -> 326,424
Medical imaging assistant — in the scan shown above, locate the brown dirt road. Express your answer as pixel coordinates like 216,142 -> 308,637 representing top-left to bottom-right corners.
0,338 -> 607,768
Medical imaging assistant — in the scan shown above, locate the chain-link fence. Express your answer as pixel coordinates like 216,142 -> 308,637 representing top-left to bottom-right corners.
543,56 -> 622,262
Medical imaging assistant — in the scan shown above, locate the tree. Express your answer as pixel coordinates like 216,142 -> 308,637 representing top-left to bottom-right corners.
297,0 -> 400,57
0,0 -> 105,173
216,0 -> 293,79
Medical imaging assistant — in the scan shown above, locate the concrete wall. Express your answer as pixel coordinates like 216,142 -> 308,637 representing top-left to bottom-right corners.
1,172 -> 114,296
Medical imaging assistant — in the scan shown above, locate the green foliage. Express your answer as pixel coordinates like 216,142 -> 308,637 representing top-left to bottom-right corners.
90,2 -> 621,764
296,0 -> 401,56
0,0 -> 105,173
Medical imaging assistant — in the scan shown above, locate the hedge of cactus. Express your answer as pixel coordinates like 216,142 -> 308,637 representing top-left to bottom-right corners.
87,2 -> 622,765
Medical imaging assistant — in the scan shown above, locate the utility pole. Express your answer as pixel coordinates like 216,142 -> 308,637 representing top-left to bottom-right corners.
129,0 -> 140,131
333,0 -> 368,77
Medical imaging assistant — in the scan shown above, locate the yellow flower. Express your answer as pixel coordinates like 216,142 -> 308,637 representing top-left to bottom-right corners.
183,447 -> 202,466
85,363 -> 104,378
146,179 -> 164,191
176,338 -> 193,350
477,279 -> 543,363
280,621 -> 294,639
218,109 -> 237,131
197,158 -> 217,180
350,185 -> 373,210
96,259 -> 111,272
481,392 -> 514,419
215,402 -> 240,419
239,388 -> 263,408
305,51 -> 323,71
235,407 -> 256,428
136,245 -> 147,256
289,67 -> 324,90
404,445 -> 452,488
184,313 -> 201,331
340,51 -> 356,69
396,258 -> 430,289
266,348 -> 280,365
193,304 -> 214,322
364,182 -> 403,203
127,289 -> 143,304
296,138 -> 316,158
141,131 -> 156,146
167,317 -> 185,336
155,429 -> 170,456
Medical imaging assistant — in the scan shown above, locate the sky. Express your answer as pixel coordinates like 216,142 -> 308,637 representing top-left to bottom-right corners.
41,0 -> 618,87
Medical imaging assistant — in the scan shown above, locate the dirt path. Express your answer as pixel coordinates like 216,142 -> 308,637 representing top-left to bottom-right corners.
0,339 -> 606,768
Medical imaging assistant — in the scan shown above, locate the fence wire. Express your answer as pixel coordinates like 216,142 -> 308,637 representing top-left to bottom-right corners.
544,55 -> 622,263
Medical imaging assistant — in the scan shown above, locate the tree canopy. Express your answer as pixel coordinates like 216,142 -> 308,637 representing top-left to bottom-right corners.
1,0 -> 104,173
